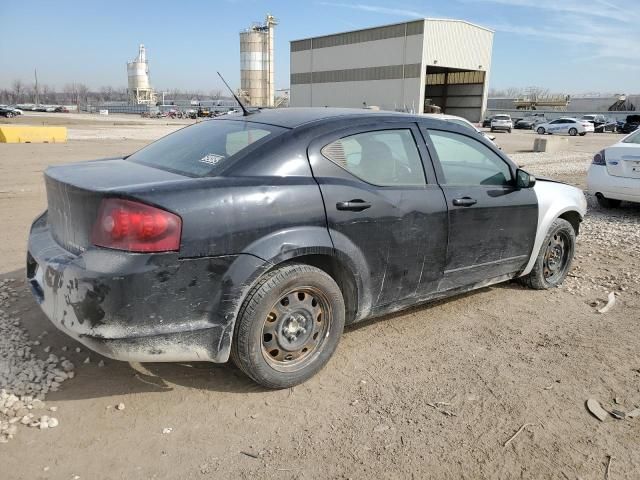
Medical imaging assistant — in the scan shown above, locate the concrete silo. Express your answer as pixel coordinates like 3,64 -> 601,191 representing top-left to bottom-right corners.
127,44 -> 156,105
239,14 -> 277,107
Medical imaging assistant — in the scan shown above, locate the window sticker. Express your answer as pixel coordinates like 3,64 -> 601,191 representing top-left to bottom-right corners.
199,153 -> 225,165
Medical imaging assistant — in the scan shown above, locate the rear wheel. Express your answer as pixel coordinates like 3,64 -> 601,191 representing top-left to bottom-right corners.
520,218 -> 575,290
231,264 -> 345,388
569,128 -> 578,136
579,132 -> 587,136
537,127 -> 545,135
596,195 -> 621,209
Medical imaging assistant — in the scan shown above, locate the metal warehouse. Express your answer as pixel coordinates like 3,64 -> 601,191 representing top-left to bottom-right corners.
290,19 -> 494,122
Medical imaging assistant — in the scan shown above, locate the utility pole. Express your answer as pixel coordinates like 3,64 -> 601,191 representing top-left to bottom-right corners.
34,69 -> 39,105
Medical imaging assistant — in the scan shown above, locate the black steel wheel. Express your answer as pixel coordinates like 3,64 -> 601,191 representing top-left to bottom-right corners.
231,263 -> 345,388
261,286 -> 331,372
520,218 -> 576,289
542,230 -> 572,284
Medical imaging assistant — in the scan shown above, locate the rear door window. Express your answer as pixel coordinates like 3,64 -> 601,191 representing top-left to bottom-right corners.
321,129 -> 426,186
127,119 -> 286,176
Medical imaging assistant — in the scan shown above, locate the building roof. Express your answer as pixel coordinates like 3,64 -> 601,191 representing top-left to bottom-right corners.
290,17 -> 493,43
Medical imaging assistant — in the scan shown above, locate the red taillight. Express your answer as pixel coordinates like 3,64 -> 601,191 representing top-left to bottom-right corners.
592,150 -> 606,166
91,198 -> 182,252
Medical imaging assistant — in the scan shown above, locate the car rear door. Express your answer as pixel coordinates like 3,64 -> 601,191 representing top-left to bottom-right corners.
307,122 -> 448,312
419,122 -> 538,291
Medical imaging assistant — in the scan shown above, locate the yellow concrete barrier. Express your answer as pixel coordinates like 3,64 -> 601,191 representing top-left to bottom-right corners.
0,126 -> 67,143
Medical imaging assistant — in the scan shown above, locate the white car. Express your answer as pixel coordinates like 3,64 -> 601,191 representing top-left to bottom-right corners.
425,113 -> 498,146
587,129 -> 640,207
536,118 -> 594,136
490,114 -> 512,133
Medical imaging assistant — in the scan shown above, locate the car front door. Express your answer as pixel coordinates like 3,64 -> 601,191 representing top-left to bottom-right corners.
307,123 -> 448,315
548,119 -> 569,134
419,124 -> 538,291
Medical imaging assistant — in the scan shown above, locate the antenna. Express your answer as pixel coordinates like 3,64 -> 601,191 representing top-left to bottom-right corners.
217,72 -> 251,116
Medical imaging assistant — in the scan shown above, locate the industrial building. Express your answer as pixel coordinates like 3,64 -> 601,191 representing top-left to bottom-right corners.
239,15 -> 277,108
290,19 -> 494,122
127,44 -> 156,105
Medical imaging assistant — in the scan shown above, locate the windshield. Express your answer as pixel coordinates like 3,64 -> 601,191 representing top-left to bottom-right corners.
494,115 -> 510,120
623,130 -> 640,144
127,119 -> 286,176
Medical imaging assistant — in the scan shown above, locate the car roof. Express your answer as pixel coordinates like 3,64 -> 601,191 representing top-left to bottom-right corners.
218,107 -> 421,129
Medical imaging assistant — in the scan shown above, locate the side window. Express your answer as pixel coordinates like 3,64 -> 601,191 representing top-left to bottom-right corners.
321,129 -> 425,186
427,130 -> 512,186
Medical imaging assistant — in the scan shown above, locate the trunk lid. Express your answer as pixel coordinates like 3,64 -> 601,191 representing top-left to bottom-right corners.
605,144 -> 640,179
45,159 -> 188,253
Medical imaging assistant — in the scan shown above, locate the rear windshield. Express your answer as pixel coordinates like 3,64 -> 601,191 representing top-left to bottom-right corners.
494,115 -> 510,120
127,119 -> 286,176
623,130 -> 640,144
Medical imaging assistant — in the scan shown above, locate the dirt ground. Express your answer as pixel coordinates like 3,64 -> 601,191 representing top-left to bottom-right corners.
1,114 -> 639,479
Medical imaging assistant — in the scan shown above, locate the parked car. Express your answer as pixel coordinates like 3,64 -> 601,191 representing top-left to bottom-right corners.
490,114 -> 512,133
536,118 -> 594,136
425,113 -> 498,146
579,114 -> 617,133
514,116 -> 546,130
54,106 -> 70,113
0,107 -> 18,118
0,105 -> 23,116
587,128 -> 640,207
27,109 -> 587,388
619,115 -> 640,134
482,116 -> 493,128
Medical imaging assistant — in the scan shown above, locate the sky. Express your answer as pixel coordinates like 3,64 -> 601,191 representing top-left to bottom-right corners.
1,0 -> 638,94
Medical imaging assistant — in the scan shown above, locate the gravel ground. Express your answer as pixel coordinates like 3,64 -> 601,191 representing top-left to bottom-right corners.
0,278 -> 72,442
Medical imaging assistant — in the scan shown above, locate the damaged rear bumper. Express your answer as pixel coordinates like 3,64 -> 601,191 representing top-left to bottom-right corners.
27,213 -> 246,363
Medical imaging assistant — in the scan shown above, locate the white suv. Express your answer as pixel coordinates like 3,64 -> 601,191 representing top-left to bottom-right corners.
490,114 -> 512,133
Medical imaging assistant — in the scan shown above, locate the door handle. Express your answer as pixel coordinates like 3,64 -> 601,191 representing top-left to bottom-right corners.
452,197 -> 477,207
336,199 -> 371,211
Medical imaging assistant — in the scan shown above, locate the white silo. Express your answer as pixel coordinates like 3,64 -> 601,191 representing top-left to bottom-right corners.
127,44 -> 156,105
239,14 -> 277,107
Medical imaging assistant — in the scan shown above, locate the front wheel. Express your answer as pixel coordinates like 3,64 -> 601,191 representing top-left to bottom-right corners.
231,264 -> 345,388
537,127 -> 545,135
569,128 -> 578,136
520,218 -> 576,290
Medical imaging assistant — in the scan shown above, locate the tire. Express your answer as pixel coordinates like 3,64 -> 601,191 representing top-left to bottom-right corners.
508,129 -> 512,133
231,263 -> 345,389
596,195 -> 621,209
537,127 -> 545,135
569,128 -> 578,136
520,218 -> 576,290
490,128 -> 495,132
579,132 -> 587,136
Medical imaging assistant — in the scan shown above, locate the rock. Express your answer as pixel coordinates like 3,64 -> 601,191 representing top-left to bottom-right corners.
47,417 -> 59,428
162,427 -> 173,434
116,403 -> 125,411
83,357 -> 90,364
586,398 -> 609,422
98,360 -> 105,367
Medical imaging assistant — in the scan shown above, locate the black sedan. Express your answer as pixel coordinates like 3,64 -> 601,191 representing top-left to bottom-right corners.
620,115 -> 640,134
27,109 -> 586,388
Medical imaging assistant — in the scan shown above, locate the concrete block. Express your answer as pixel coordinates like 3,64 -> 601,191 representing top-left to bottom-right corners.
533,136 -> 568,153
0,126 -> 67,143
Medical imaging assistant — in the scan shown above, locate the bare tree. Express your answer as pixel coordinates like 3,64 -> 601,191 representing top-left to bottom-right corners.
11,80 -> 24,103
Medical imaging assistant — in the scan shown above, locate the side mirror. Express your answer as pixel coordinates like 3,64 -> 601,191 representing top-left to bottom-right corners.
516,169 -> 536,188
